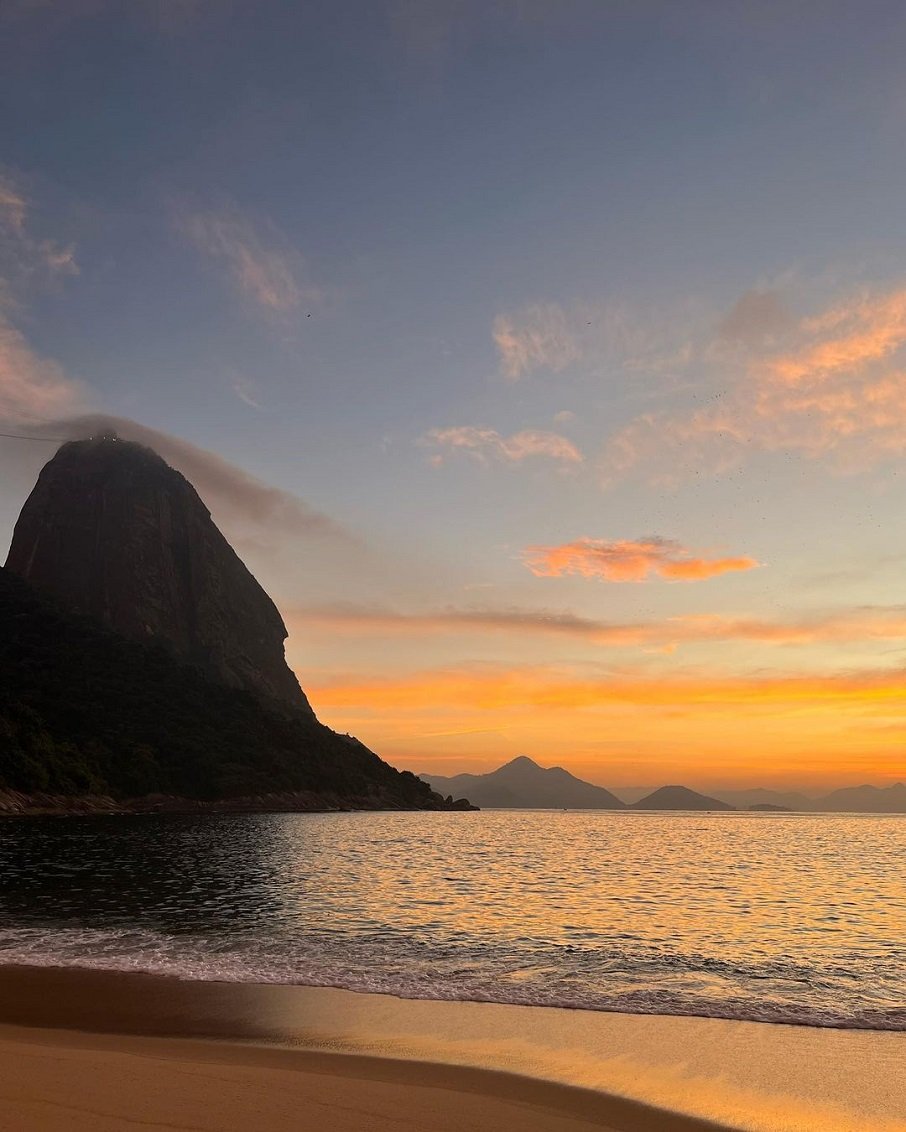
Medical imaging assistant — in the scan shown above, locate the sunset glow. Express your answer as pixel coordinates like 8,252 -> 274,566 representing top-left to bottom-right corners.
4,2 -> 906,796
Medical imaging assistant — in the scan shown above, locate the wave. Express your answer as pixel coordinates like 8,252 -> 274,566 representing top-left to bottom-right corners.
1,926 -> 903,1033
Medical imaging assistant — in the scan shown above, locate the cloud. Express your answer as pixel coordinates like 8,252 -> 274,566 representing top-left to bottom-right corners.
0,174 -> 85,425
716,289 -> 791,345
523,536 -> 759,583
290,601 -> 906,651
0,179 -> 349,549
0,321 -> 86,425
0,179 -> 27,234
30,414 -> 351,542
602,283 -> 906,483
0,172 -> 78,294
292,602 -> 650,644
177,203 -> 320,317
232,377 -> 261,410
493,303 -> 581,381
419,426 -> 583,466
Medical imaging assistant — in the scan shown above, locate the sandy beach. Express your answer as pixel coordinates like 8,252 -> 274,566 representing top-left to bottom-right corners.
0,967 -> 904,1132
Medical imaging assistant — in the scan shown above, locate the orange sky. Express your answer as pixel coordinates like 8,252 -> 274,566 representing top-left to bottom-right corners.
291,656 -> 906,792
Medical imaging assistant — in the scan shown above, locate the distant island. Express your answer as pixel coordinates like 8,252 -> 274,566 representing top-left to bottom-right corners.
421,757 -> 906,813
0,436 -> 474,816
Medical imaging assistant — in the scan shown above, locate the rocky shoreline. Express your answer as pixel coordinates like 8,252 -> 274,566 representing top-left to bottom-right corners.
0,788 -> 477,817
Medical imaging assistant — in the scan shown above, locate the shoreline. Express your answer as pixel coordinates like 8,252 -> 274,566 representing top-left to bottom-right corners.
0,788 -> 476,817
0,966 -> 904,1131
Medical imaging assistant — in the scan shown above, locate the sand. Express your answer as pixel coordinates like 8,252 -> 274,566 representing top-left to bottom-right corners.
0,967 -> 903,1132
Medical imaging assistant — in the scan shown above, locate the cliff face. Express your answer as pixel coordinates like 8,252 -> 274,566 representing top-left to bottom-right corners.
0,565 -> 472,809
5,436 -> 310,712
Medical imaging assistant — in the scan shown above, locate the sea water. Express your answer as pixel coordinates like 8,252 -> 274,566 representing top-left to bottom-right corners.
1,810 -> 903,1029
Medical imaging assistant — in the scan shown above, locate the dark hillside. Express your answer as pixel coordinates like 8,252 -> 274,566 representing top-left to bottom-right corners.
0,567 -> 465,811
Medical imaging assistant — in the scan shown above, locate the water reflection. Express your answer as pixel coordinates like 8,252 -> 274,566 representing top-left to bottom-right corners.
1,811 -> 903,1028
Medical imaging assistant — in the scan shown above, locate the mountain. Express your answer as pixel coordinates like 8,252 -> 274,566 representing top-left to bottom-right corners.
0,439 -> 473,814
810,783 -> 906,813
6,434 -> 308,710
631,785 -> 735,811
420,756 -> 626,809
711,787 -> 811,811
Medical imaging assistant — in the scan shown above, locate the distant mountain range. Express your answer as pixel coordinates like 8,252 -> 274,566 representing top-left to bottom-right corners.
421,757 -> 906,813
422,758 -> 731,811
422,756 -> 625,810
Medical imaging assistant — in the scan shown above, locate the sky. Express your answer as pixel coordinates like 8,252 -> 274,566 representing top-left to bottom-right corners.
3,1 -> 906,792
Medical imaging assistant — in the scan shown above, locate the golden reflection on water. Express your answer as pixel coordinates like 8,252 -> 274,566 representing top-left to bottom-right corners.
261,810 -> 905,1023
271,810 -> 904,947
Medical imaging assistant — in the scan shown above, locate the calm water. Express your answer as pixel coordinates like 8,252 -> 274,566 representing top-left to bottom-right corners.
1,810 -> 904,1030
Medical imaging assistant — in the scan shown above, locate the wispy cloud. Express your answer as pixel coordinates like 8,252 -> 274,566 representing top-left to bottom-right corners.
0,172 -> 78,292
493,302 -> 581,381
232,377 -> 261,410
177,203 -> 321,317
0,173 -> 84,425
419,426 -> 583,466
0,322 -> 85,425
0,181 -> 349,548
523,537 -> 759,583
602,283 -> 906,483
291,601 -> 906,650
491,296 -> 704,384
0,179 -> 27,234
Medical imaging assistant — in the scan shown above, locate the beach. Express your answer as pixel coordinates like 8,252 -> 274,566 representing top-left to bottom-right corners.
1,967 -> 904,1132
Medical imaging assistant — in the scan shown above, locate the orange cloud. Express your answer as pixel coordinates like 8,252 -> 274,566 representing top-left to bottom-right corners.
523,537 -> 758,583
602,284 -> 906,482
420,426 -> 583,466
770,290 -> 906,385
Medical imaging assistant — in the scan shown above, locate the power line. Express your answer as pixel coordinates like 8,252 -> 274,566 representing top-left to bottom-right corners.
0,431 -> 69,441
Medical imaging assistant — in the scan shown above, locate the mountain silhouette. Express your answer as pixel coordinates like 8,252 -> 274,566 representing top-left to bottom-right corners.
421,755 -> 626,809
810,782 -> 906,813
6,435 -> 308,709
0,438 -> 473,814
630,785 -> 735,811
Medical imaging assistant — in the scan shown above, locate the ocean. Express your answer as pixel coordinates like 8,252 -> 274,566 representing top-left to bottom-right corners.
1,810 -> 903,1031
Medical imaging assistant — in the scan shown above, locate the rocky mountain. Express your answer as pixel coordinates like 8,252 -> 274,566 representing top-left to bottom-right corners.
0,438 -> 473,814
6,435 -> 308,710
421,756 -> 626,809
631,785 -> 735,811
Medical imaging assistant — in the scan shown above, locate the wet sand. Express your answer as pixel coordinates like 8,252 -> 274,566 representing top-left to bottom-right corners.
0,967 -> 903,1131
